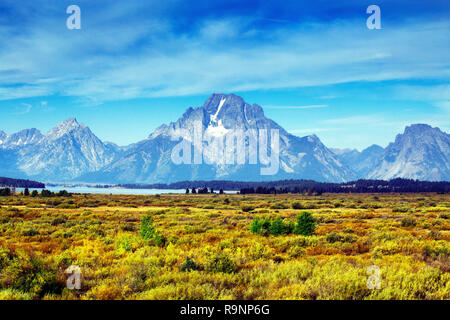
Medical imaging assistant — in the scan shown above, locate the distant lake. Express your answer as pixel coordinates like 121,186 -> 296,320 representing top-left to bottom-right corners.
16,186 -> 238,195
16,187 -> 187,195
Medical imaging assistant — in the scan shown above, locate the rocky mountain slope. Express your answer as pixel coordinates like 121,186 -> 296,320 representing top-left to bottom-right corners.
368,124 -> 450,181
1,95 -> 448,183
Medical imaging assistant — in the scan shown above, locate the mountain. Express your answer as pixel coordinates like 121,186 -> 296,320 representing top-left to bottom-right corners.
80,93 -> 354,183
0,131 -> 6,144
2,128 -> 44,148
0,118 -> 120,181
333,144 -> 384,178
369,124 -> 450,181
1,95 -> 448,183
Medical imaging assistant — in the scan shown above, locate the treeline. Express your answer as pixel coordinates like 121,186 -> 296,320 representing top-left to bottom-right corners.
0,177 -> 45,188
120,178 -> 450,194
0,188 -> 71,197
240,178 -> 450,194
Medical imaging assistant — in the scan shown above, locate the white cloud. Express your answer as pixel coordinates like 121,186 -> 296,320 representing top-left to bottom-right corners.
0,10 -> 448,102
13,103 -> 32,115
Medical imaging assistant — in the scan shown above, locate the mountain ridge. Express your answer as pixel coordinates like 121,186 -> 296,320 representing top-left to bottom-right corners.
1,94 -> 448,183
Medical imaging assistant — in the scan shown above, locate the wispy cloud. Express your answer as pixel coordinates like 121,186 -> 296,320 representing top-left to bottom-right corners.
13,103 -> 32,115
0,1 -> 448,102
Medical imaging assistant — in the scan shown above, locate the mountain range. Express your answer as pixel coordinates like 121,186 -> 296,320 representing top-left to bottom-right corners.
1,93 -> 449,183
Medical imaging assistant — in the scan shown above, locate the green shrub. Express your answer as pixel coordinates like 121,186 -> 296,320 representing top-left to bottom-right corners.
269,217 -> 293,235
241,205 -> 255,212
270,203 -> 288,210
0,247 -> 11,270
294,212 -> 316,236
292,202 -> 317,210
152,231 -> 166,246
51,217 -> 66,226
269,217 -> 283,235
139,215 -> 155,240
1,253 -> 63,298
250,217 -> 270,235
206,253 -> 235,274
180,257 -> 198,272
326,232 -> 343,243
22,229 -> 39,237
401,216 -> 417,227
139,215 -> 166,246
120,223 -> 136,232
251,213 -> 315,237
292,202 -> 305,209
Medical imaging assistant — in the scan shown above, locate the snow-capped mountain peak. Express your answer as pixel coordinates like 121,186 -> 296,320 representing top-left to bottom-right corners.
77,93 -> 354,183
0,130 -> 7,144
3,128 -> 44,147
1,96 -> 448,183
46,118 -> 86,140
369,123 -> 450,181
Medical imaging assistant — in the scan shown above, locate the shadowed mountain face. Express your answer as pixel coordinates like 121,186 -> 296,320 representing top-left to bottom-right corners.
368,124 -> 450,181
82,93 -> 354,183
333,144 -> 385,179
0,131 -> 6,144
0,118 -> 120,181
0,95 -> 448,183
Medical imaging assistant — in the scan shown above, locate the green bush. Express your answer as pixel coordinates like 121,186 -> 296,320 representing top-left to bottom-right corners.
139,215 -> 166,246
401,216 -> 417,227
180,257 -> 198,272
291,202 -> 305,210
51,217 -> 66,226
292,202 -> 317,210
269,217 -> 294,235
250,217 -> 270,235
120,223 -> 136,232
152,231 -> 166,246
270,203 -> 288,210
0,247 -> 11,270
251,213 -> 315,237
326,232 -> 343,243
22,229 -> 39,237
241,205 -> 255,212
206,253 -> 235,274
140,215 -> 155,240
294,212 -> 316,236
1,252 -> 63,298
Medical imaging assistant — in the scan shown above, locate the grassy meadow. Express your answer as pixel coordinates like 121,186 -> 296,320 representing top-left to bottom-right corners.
0,192 -> 449,300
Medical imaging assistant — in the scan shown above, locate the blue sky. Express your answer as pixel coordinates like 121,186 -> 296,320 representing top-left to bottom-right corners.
0,0 -> 448,150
